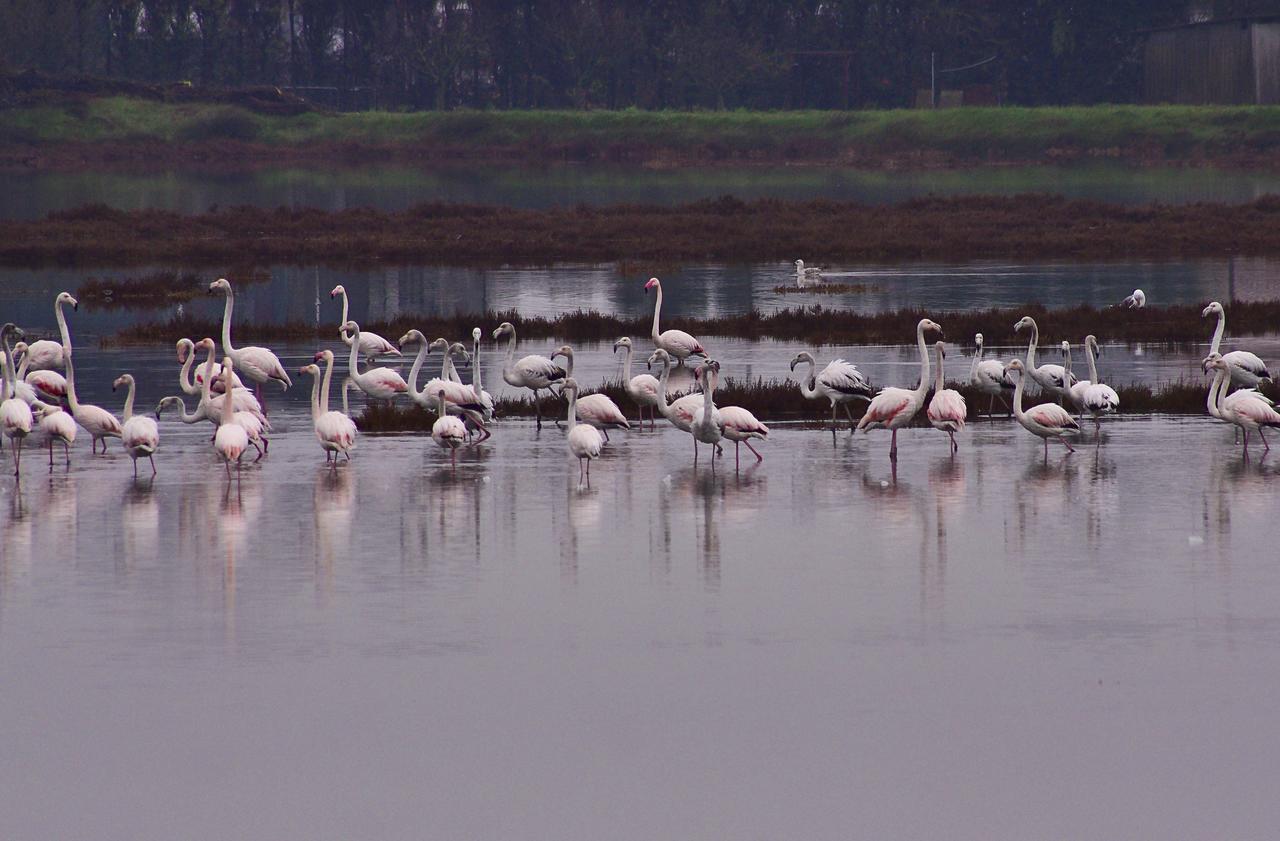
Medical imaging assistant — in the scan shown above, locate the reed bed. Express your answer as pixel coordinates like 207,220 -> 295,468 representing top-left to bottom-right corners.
75,268 -> 268,308
105,300 -> 1280,348
771,283 -> 874,295
15,194 -> 1280,267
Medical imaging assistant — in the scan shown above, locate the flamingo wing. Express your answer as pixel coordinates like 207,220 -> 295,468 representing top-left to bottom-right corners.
237,346 -> 292,387
927,389 -> 967,426
122,416 -> 159,452
1224,350 -> 1271,381
577,393 -> 630,427
718,405 -> 768,437
858,388 -> 911,430
26,370 -> 67,398
659,330 -> 705,357
1082,383 -> 1119,414
2,399 -> 34,436
1026,402 -> 1079,430
976,360 -> 1014,390
516,355 -> 566,388
819,360 -> 873,397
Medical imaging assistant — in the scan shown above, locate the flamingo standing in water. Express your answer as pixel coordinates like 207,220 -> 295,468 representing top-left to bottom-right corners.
212,358 -> 249,477
647,348 -> 704,458
1066,335 -> 1120,434
969,333 -> 1013,417
113,373 -> 159,476
790,351 -> 874,436
302,351 -> 358,462
343,320 -> 408,402
1014,315 -> 1074,403
208,278 -> 292,405
614,337 -> 662,429
1204,354 -> 1280,453
0,343 -> 40,407
62,347 -> 122,453
563,378 -> 604,484
470,328 -> 496,423
33,402 -> 75,467
175,338 -> 266,425
19,291 -> 75,373
430,388 -> 468,471
1202,302 -> 1271,389
194,338 -> 270,455
551,344 -> 630,440
690,361 -> 724,467
12,343 -> 67,401
492,321 -> 566,430
1005,358 -> 1079,456
858,318 -> 943,461
926,342 -> 967,454
1,324 -> 33,475
644,277 -> 706,365
400,331 -> 490,440
330,284 -> 400,363
717,395 -> 769,469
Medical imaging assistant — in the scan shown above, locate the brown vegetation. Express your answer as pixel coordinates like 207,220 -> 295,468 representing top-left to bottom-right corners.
75,268 -> 268,308
14,194 -> 1280,268
772,282 -> 874,295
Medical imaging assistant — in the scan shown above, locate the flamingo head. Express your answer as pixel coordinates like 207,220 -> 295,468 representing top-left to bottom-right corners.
551,344 -> 573,361
397,330 -> 423,349
448,342 -> 471,364
920,318 -> 943,338
1014,316 -> 1035,333
612,336 -> 631,353
155,396 -> 185,419
329,285 -> 345,299
492,322 -> 515,340
428,338 -> 449,354
1202,352 -> 1224,373
342,320 -> 359,335
176,338 -> 194,363
111,374 -> 133,392
562,377 -> 579,395
788,351 -> 813,371
208,278 -> 231,296
1086,335 -> 1100,356
644,277 -> 660,294
299,363 -> 321,379
974,332 -> 984,347
1201,301 -> 1223,318
935,341 -> 947,359
1060,340 -> 1070,355
12,341 -> 27,357
472,327 -> 482,343
195,337 -> 216,355
795,260 -> 804,268
32,402 -> 59,420
1004,358 -> 1026,380
646,348 -> 670,371
56,291 -> 78,311
0,322 -> 18,342
313,349 -> 334,364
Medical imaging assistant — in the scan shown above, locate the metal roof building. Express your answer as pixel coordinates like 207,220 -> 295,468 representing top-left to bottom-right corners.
1143,16 -> 1280,104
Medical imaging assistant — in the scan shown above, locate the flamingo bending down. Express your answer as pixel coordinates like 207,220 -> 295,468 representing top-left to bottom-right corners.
1014,315 -> 1075,403
431,388 -> 468,471
1,324 -> 34,475
614,337 -> 662,429
551,344 -> 630,440
400,331 -> 490,440
208,278 -> 293,403
1005,359 -> 1079,456
113,374 -> 159,476
795,259 -> 823,285
343,320 -> 408,402
969,333 -> 1014,417
563,378 -> 604,483
33,402 -> 75,467
63,347 -> 122,453
1205,354 -> 1280,453
492,321 -> 566,430
858,318 -> 943,461
1066,335 -> 1119,434
302,351 -> 358,462
1202,301 -> 1271,389
790,351 -> 874,435
213,358 -> 250,477
330,284 -> 400,363
644,277 -> 706,365
647,348 -> 704,458
926,342 -> 967,454
1122,289 -> 1146,309
12,343 -> 68,401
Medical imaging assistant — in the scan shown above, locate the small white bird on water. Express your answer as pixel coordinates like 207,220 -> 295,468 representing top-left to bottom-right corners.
1121,289 -> 1146,309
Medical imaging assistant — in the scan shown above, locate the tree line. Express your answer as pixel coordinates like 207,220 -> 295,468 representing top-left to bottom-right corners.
2,1 -> 1275,110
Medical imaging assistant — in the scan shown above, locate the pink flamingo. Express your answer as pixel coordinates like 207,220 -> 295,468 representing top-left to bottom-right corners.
926,341 -> 967,454
564,378 -> 604,484
614,337 -> 662,429
551,344 -> 630,440
857,318 -> 943,461
1205,354 -> 1280,453
113,373 -> 160,476
301,352 -> 358,462
212,357 -> 249,477
1005,359 -> 1079,456
644,277 -> 706,365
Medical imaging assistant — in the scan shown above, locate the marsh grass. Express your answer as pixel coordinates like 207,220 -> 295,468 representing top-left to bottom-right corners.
772,283 -> 874,295
75,268 -> 268,308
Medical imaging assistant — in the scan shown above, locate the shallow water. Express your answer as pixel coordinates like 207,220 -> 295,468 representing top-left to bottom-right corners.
6,162 -> 1280,219
2,398 -> 1279,839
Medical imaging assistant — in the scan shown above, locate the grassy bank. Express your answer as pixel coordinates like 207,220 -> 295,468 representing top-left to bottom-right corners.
14,193 -> 1280,267
8,98 -> 1280,169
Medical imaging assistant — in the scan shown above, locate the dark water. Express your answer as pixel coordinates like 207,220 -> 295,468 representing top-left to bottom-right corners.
5,162 -> 1280,219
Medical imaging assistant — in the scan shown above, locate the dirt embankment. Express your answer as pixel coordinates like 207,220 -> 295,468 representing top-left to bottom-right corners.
11,195 -> 1280,267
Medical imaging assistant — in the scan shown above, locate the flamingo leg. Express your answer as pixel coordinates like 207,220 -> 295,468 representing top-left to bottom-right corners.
12,439 -> 20,476
987,395 -> 995,418
948,431 -> 957,454
1061,436 -> 1075,454
132,457 -> 138,478
844,403 -> 857,432
63,441 -> 70,466
533,389 -> 542,430
693,437 -> 698,465
745,440 -> 763,462
889,429 -> 898,461
48,438 -> 54,467
602,429 -> 610,444
1261,428 -> 1271,452
831,403 -> 839,433
149,454 -> 157,476
734,441 -> 740,470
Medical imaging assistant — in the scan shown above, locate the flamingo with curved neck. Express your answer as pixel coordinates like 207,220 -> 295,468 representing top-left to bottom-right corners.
614,337 -> 662,429
1014,316 -> 1073,403
857,318 -> 942,461
643,277 -> 705,365
113,373 -> 160,476
790,351 -> 873,437
63,346 -> 122,454
968,333 -> 1013,417
1006,358 -> 1079,457
563,378 -> 603,484
492,321 -> 565,430
400,330 -> 489,440
1202,301 -> 1271,389
330,285 -> 399,362
208,278 -> 293,402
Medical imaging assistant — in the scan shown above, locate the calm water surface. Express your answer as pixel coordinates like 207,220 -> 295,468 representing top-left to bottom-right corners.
6,162 -> 1280,219
2,397 -> 1278,839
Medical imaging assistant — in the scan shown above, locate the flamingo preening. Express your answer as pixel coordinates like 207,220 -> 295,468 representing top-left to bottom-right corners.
1121,289 -> 1146,309
644,277 -> 706,365
331,285 -> 400,363
113,373 -> 160,476
1005,358 -> 1079,457
492,321 -> 565,430
790,351 -> 874,436
969,333 -> 1014,417
12,343 -> 67,401
857,318 -> 943,461
1202,301 -> 1271,390
926,342 -> 967,454
614,336 -> 662,429
563,378 -> 604,484
208,278 -> 293,403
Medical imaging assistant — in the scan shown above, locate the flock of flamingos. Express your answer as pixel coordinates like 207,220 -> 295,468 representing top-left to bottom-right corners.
1,277 -> 1277,484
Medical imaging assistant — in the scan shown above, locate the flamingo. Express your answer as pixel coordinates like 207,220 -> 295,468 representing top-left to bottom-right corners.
647,348 -> 704,458
19,291 -> 75,372
551,344 -> 630,440
343,320 -> 408,402
33,402 -> 75,467
1122,289 -> 1146,309
492,321 -> 566,430
178,338 -> 244,394
112,374 -> 159,476
212,357 -> 249,477
470,328 -> 496,422
644,277 -> 706,365
12,343 -> 67,401
164,340 -> 268,457
857,318 -> 943,461
430,387 -> 468,471
1005,358 -> 1079,456
302,351 -> 358,462
330,284 -> 400,363
208,277 -> 293,402
969,333 -> 1014,417
0,345 -> 41,406
614,337 -> 662,429
444,338 -> 493,440
562,378 -> 604,484
718,400 -> 769,468
690,361 -> 724,467
400,330 -> 490,440
1014,315 -> 1075,403
1,324 -> 33,475
790,351 -> 874,435
1205,354 -> 1280,453
795,259 -> 824,285
62,347 -> 122,453
175,338 -> 266,426
1202,301 -> 1271,389
1066,335 -> 1119,434
926,342 -> 967,454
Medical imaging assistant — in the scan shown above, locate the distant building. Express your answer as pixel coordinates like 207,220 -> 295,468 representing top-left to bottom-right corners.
1143,16 -> 1280,105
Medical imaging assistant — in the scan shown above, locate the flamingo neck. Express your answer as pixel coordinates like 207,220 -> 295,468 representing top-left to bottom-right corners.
799,358 -> 818,399
1012,371 -> 1026,421
200,347 -> 216,409
700,370 -> 717,420
0,333 -> 16,398
15,350 -> 29,380
121,380 -> 136,422
620,345 -> 633,382
472,335 -> 484,392
651,285 -> 663,341
1062,346 -> 1073,381
308,370 -> 323,421
1086,340 -> 1100,384
501,330 -> 518,383
179,346 -> 199,395
218,365 -> 235,425
440,347 -> 455,380
933,347 -> 945,393
560,350 -> 575,380
347,324 -> 362,377
566,390 -> 577,431
1024,321 -> 1039,370
1207,368 -> 1226,418
320,353 -> 334,415
654,358 -> 672,413
1209,310 -> 1225,356
406,339 -> 428,400
55,298 -> 72,350
219,289 -> 236,355
969,342 -> 982,381
914,326 -> 931,399
63,351 -> 81,412
338,291 -> 354,346
436,390 -> 450,421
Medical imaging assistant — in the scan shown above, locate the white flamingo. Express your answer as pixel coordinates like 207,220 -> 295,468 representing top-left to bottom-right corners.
644,277 -> 706,365
213,357 -> 249,477
613,337 -> 662,429
1005,358 -> 1079,456
1122,289 -> 1146,309
175,338 -> 265,425
167,339 -> 268,457
112,374 -> 159,476
0,344 -> 40,406
430,387 -> 468,471
492,321 -> 566,430
1205,354 -> 1280,453
1,324 -> 33,475
33,402 -> 75,467
969,333 -> 1014,416
400,330 -> 490,440
343,320 -> 408,402
20,291 -> 74,372
330,284 -> 400,363
926,342 -> 967,454
208,278 -> 293,401
647,348 -> 704,458
1202,301 -> 1271,389
563,378 -> 604,484
1066,335 -> 1119,434
790,351 -> 874,435
178,338 -> 244,394
551,344 -> 630,440
62,346 -> 122,453
12,343 -> 67,401
470,328 -> 496,422
718,400 -> 769,468
1014,315 -> 1075,402
857,318 -> 943,461
795,259 -> 824,286
303,351 -> 358,462
691,361 -> 724,467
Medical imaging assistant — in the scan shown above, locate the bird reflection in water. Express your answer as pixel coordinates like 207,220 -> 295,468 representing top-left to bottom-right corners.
314,465 -> 355,605
121,477 -> 160,566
